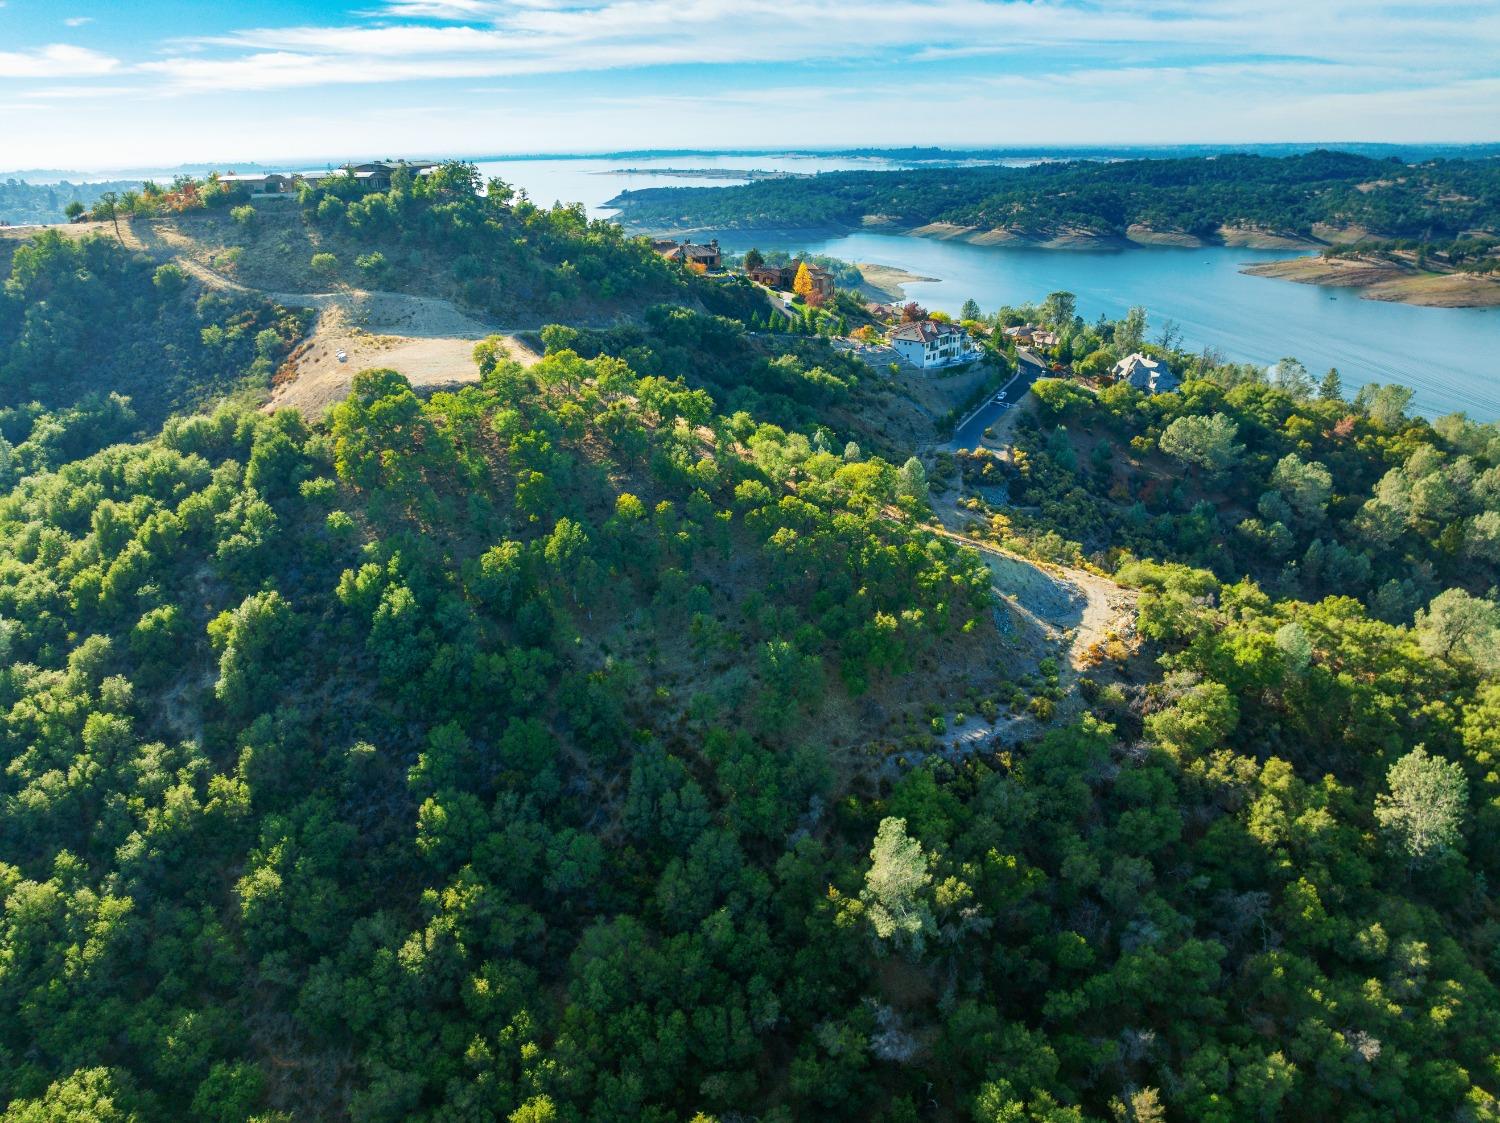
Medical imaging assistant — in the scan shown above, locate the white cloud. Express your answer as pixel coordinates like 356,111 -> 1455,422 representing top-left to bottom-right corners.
132,0 -> 1500,94
21,84 -> 138,100
203,25 -> 513,56
4,0 -> 1500,166
0,44 -> 119,78
375,0 -> 499,17
64,16 -> 93,27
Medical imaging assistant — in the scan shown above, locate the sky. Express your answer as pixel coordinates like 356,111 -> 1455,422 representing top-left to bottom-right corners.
1,0 -> 1498,171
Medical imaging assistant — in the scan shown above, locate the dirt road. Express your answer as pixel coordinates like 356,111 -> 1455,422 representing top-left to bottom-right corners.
123,219 -> 539,415
261,289 -> 538,415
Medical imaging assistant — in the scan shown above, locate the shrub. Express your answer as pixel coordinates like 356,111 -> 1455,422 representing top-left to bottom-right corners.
356,251 -> 388,279
230,204 -> 255,228
310,252 -> 338,279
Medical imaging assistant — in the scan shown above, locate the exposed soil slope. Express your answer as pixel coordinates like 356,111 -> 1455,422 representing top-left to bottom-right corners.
116,217 -> 539,414
1243,254 -> 1500,307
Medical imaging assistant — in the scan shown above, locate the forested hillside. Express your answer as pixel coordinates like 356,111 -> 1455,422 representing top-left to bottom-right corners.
609,151 -> 1500,245
42,161 -> 736,329
3,166 -> 1500,1123
1004,364 -> 1500,614
0,232 -> 308,424
271,162 -> 700,321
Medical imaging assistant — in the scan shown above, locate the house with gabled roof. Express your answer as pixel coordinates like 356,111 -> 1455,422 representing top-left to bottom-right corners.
1112,352 -> 1180,394
657,239 -> 722,269
888,319 -> 979,370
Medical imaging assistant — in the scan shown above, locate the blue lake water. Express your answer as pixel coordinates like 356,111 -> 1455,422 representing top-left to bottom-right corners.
469,154 -> 1049,218
473,155 -> 903,214
462,158 -> 1500,421
41,152 -> 1498,417
712,231 -> 1500,421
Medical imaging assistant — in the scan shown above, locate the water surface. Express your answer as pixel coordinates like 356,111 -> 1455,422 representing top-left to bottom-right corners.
59,152 -> 1495,420
470,154 -> 1048,218
712,230 -> 1500,420
460,156 -> 1500,420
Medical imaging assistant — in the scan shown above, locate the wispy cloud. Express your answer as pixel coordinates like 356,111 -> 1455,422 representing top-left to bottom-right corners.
3,0 -> 1498,167
133,0 -> 1500,92
376,0 -> 499,17
0,44 -> 118,78
21,84 -> 138,100
63,16 -> 93,27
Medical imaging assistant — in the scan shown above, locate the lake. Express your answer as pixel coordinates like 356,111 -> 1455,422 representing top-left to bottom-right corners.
468,153 -> 1051,218
470,156 -> 1499,419
71,152 -> 1498,420
707,230 -> 1500,421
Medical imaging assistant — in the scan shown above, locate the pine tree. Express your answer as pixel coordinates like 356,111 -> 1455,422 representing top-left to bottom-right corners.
861,817 -> 935,956
1319,367 -> 1344,400
1375,748 -> 1468,862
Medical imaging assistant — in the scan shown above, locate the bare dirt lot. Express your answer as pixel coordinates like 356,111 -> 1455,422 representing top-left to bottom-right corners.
263,290 -> 538,415
115,217 -> 540,415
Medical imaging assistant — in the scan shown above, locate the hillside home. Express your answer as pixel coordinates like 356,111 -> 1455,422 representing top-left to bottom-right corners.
1112,352 -> 1180,394
658,239 -> 723,269
347,161 -> 437,190
747,260 -> 834,297
888,319 -> 979,370
217,161 -> 436,197
797,263 -> 835,298
217,172 -> 294,195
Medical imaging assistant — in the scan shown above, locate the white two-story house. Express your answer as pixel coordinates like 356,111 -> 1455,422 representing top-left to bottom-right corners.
888,319 -> 978,370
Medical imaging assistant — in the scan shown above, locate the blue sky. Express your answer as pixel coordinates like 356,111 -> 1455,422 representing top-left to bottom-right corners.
1,0 -> 1497,169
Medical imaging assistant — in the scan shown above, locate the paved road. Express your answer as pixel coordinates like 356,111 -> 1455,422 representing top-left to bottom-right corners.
951,347 -> 1049,450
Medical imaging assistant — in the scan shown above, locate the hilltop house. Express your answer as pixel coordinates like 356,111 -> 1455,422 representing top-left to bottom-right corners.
748,260 -> 834,298
216,172 -> 295,195
888,319 -> 979,370
216,161 -> 437,197
657,239 -> 723,269
1112,352 -> 1180,394
747,264 -> 785,287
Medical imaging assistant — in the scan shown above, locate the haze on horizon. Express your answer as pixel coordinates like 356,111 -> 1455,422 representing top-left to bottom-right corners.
1,0 -> 1498,171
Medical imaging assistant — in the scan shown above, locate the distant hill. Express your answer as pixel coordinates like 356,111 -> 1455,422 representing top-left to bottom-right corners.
608,149 -> 1500,245
0,179 -> 146,226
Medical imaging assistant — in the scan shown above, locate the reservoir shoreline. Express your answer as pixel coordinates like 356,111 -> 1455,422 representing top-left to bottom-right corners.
1241,256 -> 1500,308
694,227 -> 1500,421
620,213 -> 1497,309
